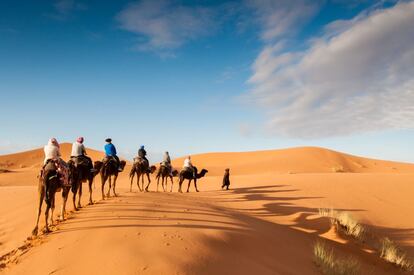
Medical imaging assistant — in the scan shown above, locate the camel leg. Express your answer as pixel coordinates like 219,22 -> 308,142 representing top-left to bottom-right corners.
187,179 -> 192,192
162,176 -> 166,192
44,201 -> 51,233
113,174 -> 118,196
77,180 -> 82,209
60,187 -> 68,221
32,184 -> 44,236
130,172 -> 134,192
76,181 -> 82,209
170,176 -> 174,192
145,173 -> 151,192
140,174 -> 144,192
88,178 -> 93,205
101,174 -> 106,200
178,178 -> 183,193
107,176 -> 111,198
50,194 -> 56,226
136,173 -> 142,192
157,175 -> 160,192
194,179 -> 199,192
137,174 -> 141,192
72,181 -> 78,211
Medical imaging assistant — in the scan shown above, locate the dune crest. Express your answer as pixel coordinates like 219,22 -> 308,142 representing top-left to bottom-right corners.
172,146 -> 414,176
0,143 -> 104,169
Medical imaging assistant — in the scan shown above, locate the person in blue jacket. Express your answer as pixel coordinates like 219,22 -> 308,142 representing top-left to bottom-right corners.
104,138 -> 122,171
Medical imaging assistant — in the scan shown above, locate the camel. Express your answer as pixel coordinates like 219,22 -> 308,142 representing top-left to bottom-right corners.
32,161 -> 71,236
96,158 -> 126,199
178,166 -> 208,193
67,159 -> 101,211
156,165 -> 178,192
129,160 -> 156,192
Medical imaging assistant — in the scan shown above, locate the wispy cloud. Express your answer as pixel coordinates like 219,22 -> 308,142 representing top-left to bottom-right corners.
245,0 -> 322,41
247,1 -> 414,138
46,0 -> 87,21
116,0 -> 218,55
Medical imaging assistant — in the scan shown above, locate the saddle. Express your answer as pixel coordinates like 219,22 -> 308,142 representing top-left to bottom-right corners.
103,156 -> 117,167
71,155 -> 89,167
41,159 -> 71,189
134,156 -> 148,166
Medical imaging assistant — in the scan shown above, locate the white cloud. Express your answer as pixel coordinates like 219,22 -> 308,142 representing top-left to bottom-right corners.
116,0 -> 217,54
245,0 -> 321,41
247,1 -> 414,138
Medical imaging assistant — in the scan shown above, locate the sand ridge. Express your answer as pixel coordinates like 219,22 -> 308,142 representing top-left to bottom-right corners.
1,145 -> 414,274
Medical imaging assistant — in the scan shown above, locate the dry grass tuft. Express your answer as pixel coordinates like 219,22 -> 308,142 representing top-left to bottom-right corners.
319,208 -> 365,240
380,237 -> 413,271
314,241 -> 360,275
332,165 -> 345,173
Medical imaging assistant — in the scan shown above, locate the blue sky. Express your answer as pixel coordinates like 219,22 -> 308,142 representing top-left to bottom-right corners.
1,0 -> 414,163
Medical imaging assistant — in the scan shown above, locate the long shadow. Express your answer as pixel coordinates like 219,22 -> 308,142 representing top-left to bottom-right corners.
19,182 -> 412,275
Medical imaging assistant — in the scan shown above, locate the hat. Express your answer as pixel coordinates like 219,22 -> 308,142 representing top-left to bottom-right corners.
49,138 -> 60,148
105,138 -> 112,143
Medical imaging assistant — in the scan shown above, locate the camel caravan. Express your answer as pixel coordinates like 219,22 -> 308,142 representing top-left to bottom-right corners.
32,137 -> 208,236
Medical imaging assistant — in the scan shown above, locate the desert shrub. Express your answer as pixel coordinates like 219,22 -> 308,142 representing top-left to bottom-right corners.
380,237 -> 413,271
318,208 -> 365,241
332,165 -> 345,173
314,241 -> 360,275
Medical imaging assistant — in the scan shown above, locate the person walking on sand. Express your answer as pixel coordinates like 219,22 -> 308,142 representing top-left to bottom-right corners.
222,168 -> 230,190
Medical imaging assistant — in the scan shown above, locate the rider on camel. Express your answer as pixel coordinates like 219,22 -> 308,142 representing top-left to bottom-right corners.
71,137 -> 95,173
104,138 -> 122,171
43,138 -> 69,186
183,155 -> 196,179
137,145 -> 149,165
162,151 -> 173,176
44,138 -> 61,165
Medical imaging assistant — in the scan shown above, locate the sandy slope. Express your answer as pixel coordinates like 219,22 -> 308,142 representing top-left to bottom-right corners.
172,147 -> 414,176
1,146 -> 414,274
0,143 -> 105,170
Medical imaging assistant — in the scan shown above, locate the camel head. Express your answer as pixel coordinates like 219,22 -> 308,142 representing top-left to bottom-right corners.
172,169 -> 179,177
197,169 -> 208,178
150,165 -> 157,174
120,160 -> 127,170
94,161 -> 103,174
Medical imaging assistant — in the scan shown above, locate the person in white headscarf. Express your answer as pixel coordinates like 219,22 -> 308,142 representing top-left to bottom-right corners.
44,138 -> 61,164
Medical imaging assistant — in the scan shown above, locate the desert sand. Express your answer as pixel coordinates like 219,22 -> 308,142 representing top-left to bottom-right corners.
1,144 -> 414,274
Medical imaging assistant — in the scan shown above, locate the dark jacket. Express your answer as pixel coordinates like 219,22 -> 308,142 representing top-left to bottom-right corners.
222,170 -> 230,186
138,148 -> 147,158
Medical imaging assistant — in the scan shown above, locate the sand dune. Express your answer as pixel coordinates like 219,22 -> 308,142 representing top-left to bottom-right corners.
1,146 -> 414,274
173,146 -> 414,176
0,143 -> 105,170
